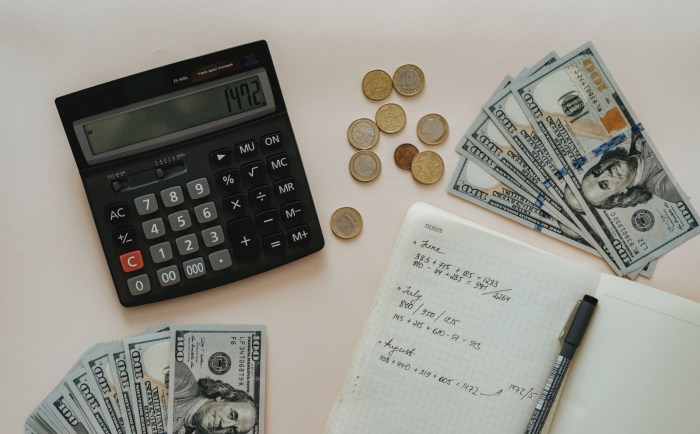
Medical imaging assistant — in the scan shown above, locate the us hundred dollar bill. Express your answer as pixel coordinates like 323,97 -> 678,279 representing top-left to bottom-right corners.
459,110 -> 657,277
123,332 -> 170,434
483,73 -> 643,276
82,349 -> 128,434
47,388 -> 91,434
168,324 -> 266,434
511,41 -> 699,274
108,323 -> 172,434
448,154 -> 600,255
65,367 -> 116,434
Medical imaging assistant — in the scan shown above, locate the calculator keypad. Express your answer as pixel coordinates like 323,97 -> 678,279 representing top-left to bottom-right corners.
113,227 -> 137,249
150,242 -> 173,263
183,257 -> 206,279
186,178 -> 210,200
241,161 -> 264,184
161,186 -> 185,207
201,226 -> 225,248
255,209 -> 279,232
175,234 -> 200,256
106,203 -> 129,224
120,251 -> 144,272
168,210 -> 192,231
134,194 -> 159,215
228,217 -> 260,262
143,218 -> 166,240
127,274 -> 151,296
97,121 -> 323,306
209,249 -> 233,271
193,202 -> 218,224
223,193 -> 247,216
249,185 -> 272,208
157,265 -> 180,286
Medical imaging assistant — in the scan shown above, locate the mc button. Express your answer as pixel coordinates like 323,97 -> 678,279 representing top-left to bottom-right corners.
105,202 -> 129,224
267,153 -> 290,175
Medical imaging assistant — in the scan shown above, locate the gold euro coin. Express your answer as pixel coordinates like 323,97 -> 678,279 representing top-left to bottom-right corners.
362,70 -> 393,100
349,150 -> 381,182
394,143 -> 419,170
393,64 -> 425,96
375,103 -> 406,133
417,113 -> 449,145
347,118 -> 379,150
331,207 -> 363,239
411,151 -> 444,184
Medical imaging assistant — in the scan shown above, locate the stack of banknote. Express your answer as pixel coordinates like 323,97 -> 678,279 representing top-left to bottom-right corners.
448,42 -> 700,279
25,322 -> 266,434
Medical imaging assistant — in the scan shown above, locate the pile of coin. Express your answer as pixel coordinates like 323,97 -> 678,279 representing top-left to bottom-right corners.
347,64 -> 447,184
337,64 -> 449,238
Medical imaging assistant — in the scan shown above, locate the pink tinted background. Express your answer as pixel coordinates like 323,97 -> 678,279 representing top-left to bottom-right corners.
1,1 -> 699,432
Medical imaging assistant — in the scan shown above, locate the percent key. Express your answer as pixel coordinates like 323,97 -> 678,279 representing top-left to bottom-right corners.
216,169 -> 239,192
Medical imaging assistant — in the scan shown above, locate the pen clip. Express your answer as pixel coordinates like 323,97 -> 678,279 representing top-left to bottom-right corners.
559,300 -> 581,341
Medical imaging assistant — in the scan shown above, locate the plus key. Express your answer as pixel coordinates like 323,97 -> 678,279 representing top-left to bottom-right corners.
227,217 -> 260,262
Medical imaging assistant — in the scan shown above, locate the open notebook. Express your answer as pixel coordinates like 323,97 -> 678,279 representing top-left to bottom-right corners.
323,203 -> 700,434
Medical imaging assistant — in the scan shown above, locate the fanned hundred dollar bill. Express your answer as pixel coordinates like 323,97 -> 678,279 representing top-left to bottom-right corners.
122,332 -> 170,434
82,349 -> 128,434
511,42 -> 699,274
448,154 -> 600,255
167,324 -> 266,434
481,56 -> 657,277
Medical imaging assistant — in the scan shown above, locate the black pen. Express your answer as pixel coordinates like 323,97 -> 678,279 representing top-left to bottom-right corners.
524,294 -> 598,434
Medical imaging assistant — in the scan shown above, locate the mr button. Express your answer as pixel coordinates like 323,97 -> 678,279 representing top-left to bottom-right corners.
274,177 -> 297,201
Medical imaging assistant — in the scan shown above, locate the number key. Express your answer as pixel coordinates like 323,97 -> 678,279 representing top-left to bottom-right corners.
134,193 -> 158,215
143,218 -> 165,240
149,241 -> 173,263
161,186 -> 184,207
175,233 -> 199,256
201,225 -> 225,247
168,210 -> 192,231
182,257 -> 206,279
156,265 -> 180,287
126,274 -> 151,296
194,202 -> 218,224
186,178 -> 210,200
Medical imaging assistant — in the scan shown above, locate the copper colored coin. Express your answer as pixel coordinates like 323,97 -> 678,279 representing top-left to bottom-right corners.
394,143 -> 419,170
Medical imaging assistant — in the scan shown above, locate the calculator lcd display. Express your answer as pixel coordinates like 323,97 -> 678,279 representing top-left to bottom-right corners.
82,75 -> 267,156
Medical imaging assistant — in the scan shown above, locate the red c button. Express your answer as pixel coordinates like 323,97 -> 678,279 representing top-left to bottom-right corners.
120,251 -> 144,272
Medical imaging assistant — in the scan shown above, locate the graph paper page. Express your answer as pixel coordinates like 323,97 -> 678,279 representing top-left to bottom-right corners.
323,202 -> 601,434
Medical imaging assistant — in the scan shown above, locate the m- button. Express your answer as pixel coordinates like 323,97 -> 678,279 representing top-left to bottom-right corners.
280,201 -> 304,225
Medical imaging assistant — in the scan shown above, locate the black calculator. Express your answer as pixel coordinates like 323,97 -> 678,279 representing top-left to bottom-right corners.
55,40 -> 324,307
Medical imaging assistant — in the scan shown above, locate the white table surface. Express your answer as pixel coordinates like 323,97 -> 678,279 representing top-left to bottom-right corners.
2,0 -> 699,432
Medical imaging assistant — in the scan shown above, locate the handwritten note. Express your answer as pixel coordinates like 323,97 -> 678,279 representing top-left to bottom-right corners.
324,203 -> 600,434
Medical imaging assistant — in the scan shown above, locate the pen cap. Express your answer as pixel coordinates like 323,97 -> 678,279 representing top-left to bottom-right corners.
564,295 -> 598,347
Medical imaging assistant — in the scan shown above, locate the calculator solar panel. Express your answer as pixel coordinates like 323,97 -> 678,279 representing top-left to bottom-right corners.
55,41 -> 324,307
